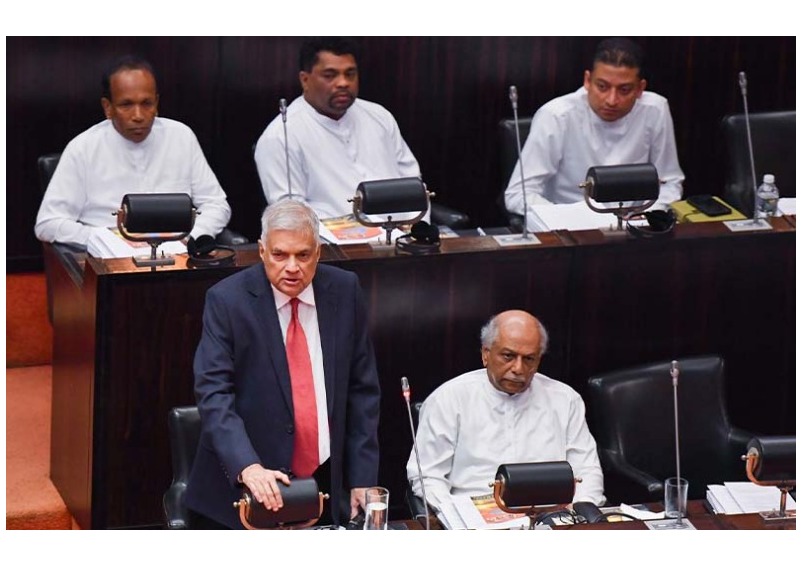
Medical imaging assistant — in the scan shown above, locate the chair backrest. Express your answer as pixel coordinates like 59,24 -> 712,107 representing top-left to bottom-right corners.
498,118 -> 533,192
587,355 -> 745,500
497,118 -> 532,231
721,111 -> 795,216
38,152 -> 62,194
163,405 -> 202,529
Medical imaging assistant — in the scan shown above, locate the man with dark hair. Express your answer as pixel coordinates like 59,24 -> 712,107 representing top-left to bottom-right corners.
505,37 -> 684,216
35,55 -> 231,247
254,37 -> 424,222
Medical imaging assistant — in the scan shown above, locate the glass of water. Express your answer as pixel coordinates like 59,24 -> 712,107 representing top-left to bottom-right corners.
364,487 -> 389,530
664,477 -> 688,520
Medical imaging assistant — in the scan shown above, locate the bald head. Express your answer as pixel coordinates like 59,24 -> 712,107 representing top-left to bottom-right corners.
480,310 -> 548,354
480,310 -> 547,395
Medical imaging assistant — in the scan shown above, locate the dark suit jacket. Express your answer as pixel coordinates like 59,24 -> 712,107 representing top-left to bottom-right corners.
184,263 -> 381,528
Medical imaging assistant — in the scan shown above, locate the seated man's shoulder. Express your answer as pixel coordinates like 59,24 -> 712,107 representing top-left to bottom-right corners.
535,89 -> 584,122
349,98 -> 398,124
636,91 -> 670,112
426,370 -> 486,404
534,372 -> 582,399
153,116 -> 196,137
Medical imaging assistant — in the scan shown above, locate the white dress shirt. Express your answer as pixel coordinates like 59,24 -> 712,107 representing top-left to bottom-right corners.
35,117 -> 231,246
254,96 -> 427,222
407,368 -> 605,511
504,87 -> 684,214
272,284 -> 330,465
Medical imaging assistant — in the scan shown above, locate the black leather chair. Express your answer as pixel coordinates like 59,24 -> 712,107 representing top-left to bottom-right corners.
431,203 -> 471,230
163,406 -> 202,529
586,355 -> 755,505
498,118 -> 533,233
721,111 -> 795,217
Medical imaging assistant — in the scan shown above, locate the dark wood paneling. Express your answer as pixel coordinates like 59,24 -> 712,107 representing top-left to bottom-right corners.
7,37 -> 795,271
48,222 -> 794,528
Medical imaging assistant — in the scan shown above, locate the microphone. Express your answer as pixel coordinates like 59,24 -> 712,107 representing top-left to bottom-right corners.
737,72 -> 759,222
279,98 -> 293,200
508,85 -> 540,239
401,377 -> 430,530
670,360 -> 682,525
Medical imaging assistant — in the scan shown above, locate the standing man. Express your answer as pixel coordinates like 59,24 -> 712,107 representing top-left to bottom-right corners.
35,55 -> 232,247
185,199 -> 381,529
407,310 -> 605,515
505,37 -> 684,215
254,37 -> 425,222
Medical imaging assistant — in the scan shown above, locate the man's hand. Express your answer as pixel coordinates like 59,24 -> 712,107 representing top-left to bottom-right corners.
240,464 -> 291,512
350,487 -> 369,518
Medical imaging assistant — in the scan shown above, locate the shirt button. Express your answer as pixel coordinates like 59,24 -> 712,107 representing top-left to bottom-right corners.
286,425 -> 294,434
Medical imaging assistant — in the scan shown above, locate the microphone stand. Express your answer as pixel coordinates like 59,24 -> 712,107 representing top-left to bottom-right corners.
279,98 -> 293,200
738,72 -> 759,224
671,360 -> 682,525
509,86 -> 541,239
401,377 -> 430,530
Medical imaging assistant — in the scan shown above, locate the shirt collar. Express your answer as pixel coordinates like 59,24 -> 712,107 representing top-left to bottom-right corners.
271,282 -> 316,311
300,97 -> 353,132
482,371 -> 534,408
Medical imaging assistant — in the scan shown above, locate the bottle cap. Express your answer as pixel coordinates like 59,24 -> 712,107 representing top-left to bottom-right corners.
763,174 -> 775,184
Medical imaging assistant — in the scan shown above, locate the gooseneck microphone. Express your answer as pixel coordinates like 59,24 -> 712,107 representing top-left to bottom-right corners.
509,85 -> 529,239
670,360 -> 682,525
401,377 -> 430,530
279,98 -> 293,200
738,72 -> 759,223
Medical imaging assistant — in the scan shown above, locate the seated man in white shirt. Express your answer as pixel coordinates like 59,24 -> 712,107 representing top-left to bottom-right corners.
35,55 -> 232,248
407,310 -> 605,518
254,37 -> 427,223
504,37 -> 684,216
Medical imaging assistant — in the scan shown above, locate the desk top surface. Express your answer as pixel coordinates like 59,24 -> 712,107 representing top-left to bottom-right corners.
65,215 -> 794,279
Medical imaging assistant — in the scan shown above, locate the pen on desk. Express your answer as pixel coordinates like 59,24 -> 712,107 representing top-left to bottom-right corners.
477,227 -> 486,236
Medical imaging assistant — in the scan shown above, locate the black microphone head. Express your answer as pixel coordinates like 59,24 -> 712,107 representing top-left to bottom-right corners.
187,234 -> 216,257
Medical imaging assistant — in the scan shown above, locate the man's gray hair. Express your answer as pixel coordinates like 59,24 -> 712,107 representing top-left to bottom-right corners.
479,312 -> 549,354
260,199 -> 320,243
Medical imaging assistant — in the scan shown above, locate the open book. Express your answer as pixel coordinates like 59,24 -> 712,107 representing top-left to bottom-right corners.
318,214 -> 405,245
438,493 -> 532,530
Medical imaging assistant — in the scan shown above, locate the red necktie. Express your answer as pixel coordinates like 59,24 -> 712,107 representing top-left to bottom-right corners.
286,298 -> 319,477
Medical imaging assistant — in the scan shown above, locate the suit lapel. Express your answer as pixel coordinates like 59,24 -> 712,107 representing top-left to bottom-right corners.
245,265 -> 294,415
313,271 -> 338,416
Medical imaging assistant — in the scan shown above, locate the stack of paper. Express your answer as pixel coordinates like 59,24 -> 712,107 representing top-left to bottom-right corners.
526,201 -> 650,232
706,482 -> 796,514
87,227 -> 187,259
778,197 -> 796,215
441,493 -> 535,530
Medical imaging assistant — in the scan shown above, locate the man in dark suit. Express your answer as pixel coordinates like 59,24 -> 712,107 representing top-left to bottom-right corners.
185,198 -> 381,529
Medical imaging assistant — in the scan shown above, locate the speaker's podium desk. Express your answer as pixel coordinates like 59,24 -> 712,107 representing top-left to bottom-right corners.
46,218 -> 795,529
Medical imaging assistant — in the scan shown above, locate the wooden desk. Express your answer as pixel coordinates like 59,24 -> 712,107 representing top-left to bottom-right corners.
556,500 -> 795,530
47,220 -> 794,528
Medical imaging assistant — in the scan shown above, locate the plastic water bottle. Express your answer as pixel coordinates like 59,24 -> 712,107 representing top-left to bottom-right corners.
755,174 -> 779,218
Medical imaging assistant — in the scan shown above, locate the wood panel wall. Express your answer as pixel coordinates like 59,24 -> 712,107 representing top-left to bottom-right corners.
7,36 -> 795,271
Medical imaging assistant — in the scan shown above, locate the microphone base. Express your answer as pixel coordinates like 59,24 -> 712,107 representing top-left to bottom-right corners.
723,218 -> 773,232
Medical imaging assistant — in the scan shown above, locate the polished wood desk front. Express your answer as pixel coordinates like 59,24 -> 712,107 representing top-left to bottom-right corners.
47,219 -> 795,529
